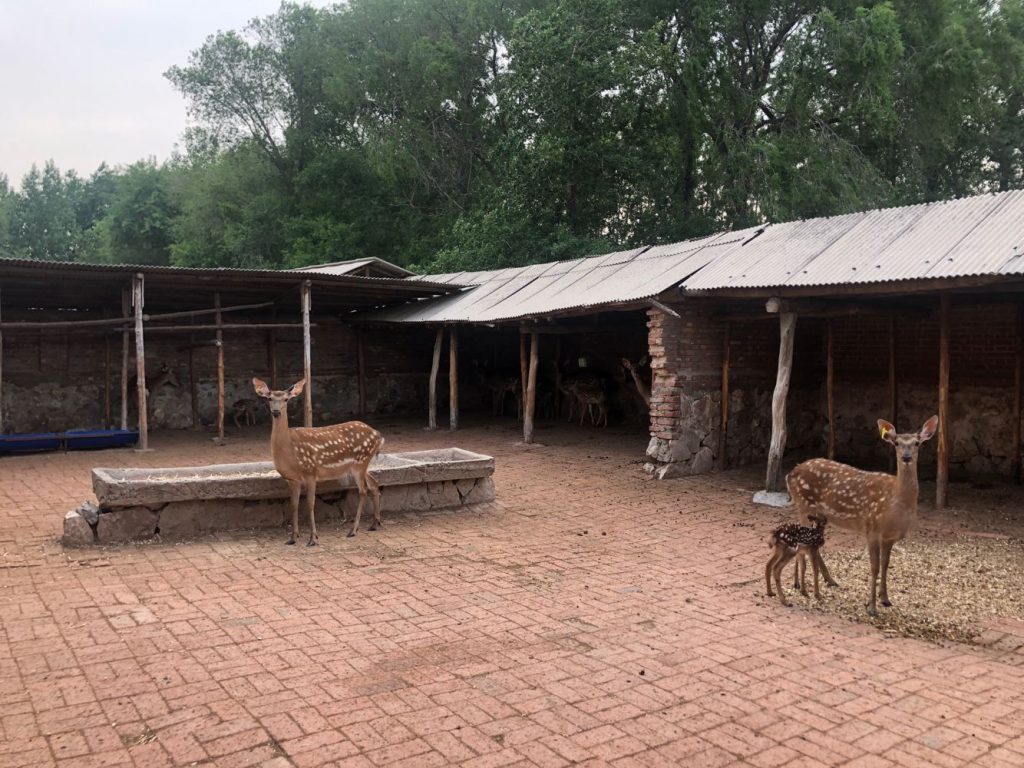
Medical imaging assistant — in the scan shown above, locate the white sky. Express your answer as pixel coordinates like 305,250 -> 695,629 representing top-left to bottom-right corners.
0,0 -> 329,185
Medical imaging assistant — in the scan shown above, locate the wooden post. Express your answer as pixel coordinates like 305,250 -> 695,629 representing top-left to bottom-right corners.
133,274 -> 148,450
103,335 -> 111,429
356,327 -> 367,416
554,336 -> 562,418
428,327 -> 443,430
0,285 -> 3,434
188,345 -> 199,429
120,288 -> 129,430
524,332 -> 539,443
215,293 -> 225,441
519,331 -> 528,421
826,320 -> 835,460
719,324 -> 730,469
888,315 -> 898,472
302,280 -> 313,427
449,326 -> 459,430
269,331 -> 278,389
765,312 -> 797,492
1014,305 -> 1022,484
937,295 -> 951,509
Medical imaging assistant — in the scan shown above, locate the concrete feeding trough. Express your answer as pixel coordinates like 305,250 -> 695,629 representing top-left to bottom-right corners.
63,448 -> 495,546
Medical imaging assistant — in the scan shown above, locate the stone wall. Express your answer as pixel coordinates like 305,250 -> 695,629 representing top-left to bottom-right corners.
645,297 -> 1020,481
0,320 -> 437,433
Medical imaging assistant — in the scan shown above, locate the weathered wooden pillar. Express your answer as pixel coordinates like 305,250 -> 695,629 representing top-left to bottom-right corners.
1014,304 -> 1022,484
554,336 -> 562,418
428,327 -> 443,430
826,320 -> 835,460
765,308 -> 797,492
888,315 -> 898,472
215,293 -> 225,441
449,327 -> 459,430
301,280 -> 313,427
120,288 -> 129,430
718,324 -> 730,469
188,345 -> 199,430
132,273 -> 148,450
356,327 -> 367,416
268,329 -> 278,390
519,331 -> 528,420
524,332 -> 539,443
103,335 -> 111,429
937,295 -> 951,509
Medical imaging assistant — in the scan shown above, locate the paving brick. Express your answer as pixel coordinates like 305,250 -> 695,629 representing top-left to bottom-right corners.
0,423 -> 1021,768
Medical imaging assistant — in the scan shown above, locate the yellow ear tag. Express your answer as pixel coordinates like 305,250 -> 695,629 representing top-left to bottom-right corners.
880,426 -> 888,439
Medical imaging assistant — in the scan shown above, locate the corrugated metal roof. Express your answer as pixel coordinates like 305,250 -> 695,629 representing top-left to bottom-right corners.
292,257 -> 414,278
370,233 -> 754,324
682,189 -> 1024,291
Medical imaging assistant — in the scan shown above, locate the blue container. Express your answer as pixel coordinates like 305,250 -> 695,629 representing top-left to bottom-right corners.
0,432 -> 63,454
63,429 -> 139,451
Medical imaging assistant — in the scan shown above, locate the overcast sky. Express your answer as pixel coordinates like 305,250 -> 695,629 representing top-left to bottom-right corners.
0,0 -> 328,185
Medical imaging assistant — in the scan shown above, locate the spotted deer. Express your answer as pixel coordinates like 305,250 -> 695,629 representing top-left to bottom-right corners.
560,373 -> 608,426
621,356 -> 651,407
786,416 -> 939,616
253,378 -> 384,544
232,398 -> 260,428
765,514 -> 827,606
473,361 -> 520,417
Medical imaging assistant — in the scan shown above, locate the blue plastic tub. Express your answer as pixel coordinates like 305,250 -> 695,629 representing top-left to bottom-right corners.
0,432 -> 63,454
63,429 -> 139,451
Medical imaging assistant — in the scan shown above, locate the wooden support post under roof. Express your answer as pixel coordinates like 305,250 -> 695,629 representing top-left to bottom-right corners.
215,293 -> 225,442
449,327 -> 459,430
524,332 -> 539,443
302,280 -> 313,428
719,324 -> 730,469
428,328 -> 443,430
554,336 -> 562,419
356,327 -> 367,416
765,309 -> 797,493
133,274 -> 148,450
826,321 -> 835,461
519,332 -> 528,421
268,329 -> 278,390
104,335 -> 111,429
888,315 -> 898,473
937,295 -> 951,509
1014,304 -> 1023,484
120,288 -> 129,430
0,285 -> 4,434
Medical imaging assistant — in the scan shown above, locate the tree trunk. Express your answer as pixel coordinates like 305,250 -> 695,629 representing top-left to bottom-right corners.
524,332 -> 539,443
765,312 -> 796,492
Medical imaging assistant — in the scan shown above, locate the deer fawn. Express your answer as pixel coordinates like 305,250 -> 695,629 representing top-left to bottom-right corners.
766,514 -> 828,606
621,356 -> 651,407
253,378 -> 384,545
787,415 -> 938,616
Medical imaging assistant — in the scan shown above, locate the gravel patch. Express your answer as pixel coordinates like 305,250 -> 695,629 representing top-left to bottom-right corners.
773,536 -> 1024,644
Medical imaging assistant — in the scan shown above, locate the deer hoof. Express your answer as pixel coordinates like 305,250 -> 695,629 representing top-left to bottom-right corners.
306,539 -> 317,547
826,578 -> 840,588
286,538 -> 296,545
369,523 -> 380,531
881,598 -> 892,608
866,606 -> 879,617
347,530 -> 356,538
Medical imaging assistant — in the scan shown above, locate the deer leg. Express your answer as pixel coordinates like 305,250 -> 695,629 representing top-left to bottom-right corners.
367,472 -> 382,531
810,548 -> 822,600
867,538 -> 881,617
305,478 -> 318,546
797,553 -> 809,596
286,479 -> 301,545
766,546 -> 782,596
793,552 -> 803,590
773,549 -> 797,606
816,549 -> 839,587
348,472 -> 368,538
879,540 -> 895,607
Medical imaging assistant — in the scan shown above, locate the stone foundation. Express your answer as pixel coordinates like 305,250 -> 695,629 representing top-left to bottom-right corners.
63,448 -> 496,545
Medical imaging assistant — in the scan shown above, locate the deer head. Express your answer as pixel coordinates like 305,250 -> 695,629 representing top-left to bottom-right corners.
877,415 -> 939,466
253,378 -> 304,420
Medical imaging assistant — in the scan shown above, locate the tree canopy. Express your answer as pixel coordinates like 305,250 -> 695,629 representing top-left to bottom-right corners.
3,0 -> 1023,272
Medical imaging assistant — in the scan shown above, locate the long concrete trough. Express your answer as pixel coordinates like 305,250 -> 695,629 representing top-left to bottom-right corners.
63,448 -> 496,546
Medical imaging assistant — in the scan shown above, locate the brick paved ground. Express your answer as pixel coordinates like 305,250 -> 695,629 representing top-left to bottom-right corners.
1,417 -> 1022,768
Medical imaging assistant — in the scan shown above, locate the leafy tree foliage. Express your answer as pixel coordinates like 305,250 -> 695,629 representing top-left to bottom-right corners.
2,0 -> 1023,272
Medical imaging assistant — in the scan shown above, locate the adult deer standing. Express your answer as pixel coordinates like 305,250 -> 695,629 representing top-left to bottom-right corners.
787,416 -> 938,616
253,378 -> 384,544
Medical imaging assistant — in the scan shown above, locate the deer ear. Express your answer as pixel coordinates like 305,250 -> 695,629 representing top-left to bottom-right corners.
287,379 -> 306,398
252,378 -> 271,398
919,415 -> 939,442
877,419 -> 897,444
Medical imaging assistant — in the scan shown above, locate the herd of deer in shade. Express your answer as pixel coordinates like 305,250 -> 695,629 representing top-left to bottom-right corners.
243,365 -> 938,617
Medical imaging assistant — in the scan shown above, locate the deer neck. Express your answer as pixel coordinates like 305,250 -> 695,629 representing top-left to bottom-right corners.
270,406 -> 298,470
893,459 -> 920,508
